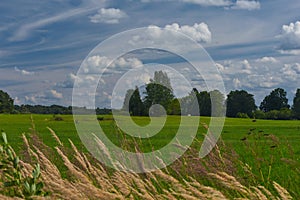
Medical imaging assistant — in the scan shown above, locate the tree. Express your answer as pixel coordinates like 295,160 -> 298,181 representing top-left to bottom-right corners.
292,88 -> 300,119
226,90 -> 256,118
260,88 -> 290,112
197,91 -> 211,116
180,88 -> 199,116
0,90 -> 14,113
209,90 -> 225,117
144,71 -> 174,115
167,98 -> 181,115
123,87 -> 144,116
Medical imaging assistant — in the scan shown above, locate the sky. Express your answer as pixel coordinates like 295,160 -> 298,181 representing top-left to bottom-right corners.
0,0 -> 300,108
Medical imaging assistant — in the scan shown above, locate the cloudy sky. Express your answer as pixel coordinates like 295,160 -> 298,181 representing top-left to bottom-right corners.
0,0 -> 300,107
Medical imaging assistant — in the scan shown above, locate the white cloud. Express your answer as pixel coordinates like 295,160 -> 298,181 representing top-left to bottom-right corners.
49,90 -> 63,99
231,0 -> 260,10
89,8 -> 127,24
215,63 -> 225,71
182,0 -> 231,6
82,56 -> 143,74
9,4 -> 105,41
281,63 -> 300,81
140,0 -> 261,10
256,56 -> 278,63
14,66 -> 35,75
25,95 -> 38,104
233,78 -> 241,88
279,21 -> 300,50
129,22 -> 212,51
165,23 -> 212,43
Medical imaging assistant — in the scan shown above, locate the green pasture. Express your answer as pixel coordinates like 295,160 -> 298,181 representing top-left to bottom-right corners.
0,114 -> 299,197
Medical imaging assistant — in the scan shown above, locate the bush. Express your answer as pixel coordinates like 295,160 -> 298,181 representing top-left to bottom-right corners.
278,108 -> 292,120
97,116 -> 104,121
264,110 -> 279,119
236,112 -> 249,118
253,110 -> 265,119
53,115 -> 63,121
0,132 -> 47,198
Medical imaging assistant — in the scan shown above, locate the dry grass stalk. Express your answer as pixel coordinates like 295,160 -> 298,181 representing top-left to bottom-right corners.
273,181 -> 293,200
47,127 -> 63,146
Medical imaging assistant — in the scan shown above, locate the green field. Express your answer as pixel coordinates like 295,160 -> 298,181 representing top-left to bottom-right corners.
0,114 -> 300,198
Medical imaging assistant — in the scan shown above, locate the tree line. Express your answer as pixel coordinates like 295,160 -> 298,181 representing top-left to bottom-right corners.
1,70 -> 300,119
122,71 -> 300,120
0,90 -> 111,115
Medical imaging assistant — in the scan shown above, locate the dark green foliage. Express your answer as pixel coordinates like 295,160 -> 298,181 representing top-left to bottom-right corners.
0,90 -> 14,113
167,98 -> 181,115
236,112 -> 249,118
253,110 -> 265,119
210,90 -> 225,117
123,87 -> 145,116
144,71 -> 174,115
197,91 -> 211,116
292,89 -> 300,119
226,90 -> 257,118
180,89 -> 199,116
0,132 -> 47,198
260,88 -> 290,112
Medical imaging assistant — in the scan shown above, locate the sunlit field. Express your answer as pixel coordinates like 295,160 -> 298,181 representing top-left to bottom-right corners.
0,114 -> 299,199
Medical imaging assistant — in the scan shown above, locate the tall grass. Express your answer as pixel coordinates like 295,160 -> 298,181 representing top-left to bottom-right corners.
0,119 -> 296,199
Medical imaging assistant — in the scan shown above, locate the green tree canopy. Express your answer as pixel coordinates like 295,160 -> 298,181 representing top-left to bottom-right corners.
226,90 -> 256,117
0,90 -> 14,113
209,90 -> 225,117
259,88 -> 290,112
122,87 -> 144,116
143,71 -> 174,115
197,91 -> 211,116
292,88 -> 300,119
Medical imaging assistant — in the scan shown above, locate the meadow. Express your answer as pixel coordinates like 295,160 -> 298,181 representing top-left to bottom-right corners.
0,114 -> 299,199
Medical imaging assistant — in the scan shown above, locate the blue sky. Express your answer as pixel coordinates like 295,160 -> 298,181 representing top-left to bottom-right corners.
0,0 -> 300,107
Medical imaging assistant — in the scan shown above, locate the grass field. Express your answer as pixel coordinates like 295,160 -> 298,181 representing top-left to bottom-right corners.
0,114 -> 299,199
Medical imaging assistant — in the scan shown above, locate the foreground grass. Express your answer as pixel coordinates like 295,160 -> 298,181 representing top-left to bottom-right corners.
0,114 -> 299,199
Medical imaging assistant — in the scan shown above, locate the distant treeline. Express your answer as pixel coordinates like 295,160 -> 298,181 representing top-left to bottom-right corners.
1,70 -> 300,119
121,71 -> 300,120
12,104 -> 112,115
12,104 -> 110,115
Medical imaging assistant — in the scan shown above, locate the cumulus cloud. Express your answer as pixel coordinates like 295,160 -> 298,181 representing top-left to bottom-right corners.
89,8 -> 127,24
25,95 -> 38,104
256,56 -> 278,63
140,0 -> 261,10
128,22 -> 212,50
164,23 -> 212,43
281,63 -> 300,81
279,21 -> 300,50
233,78 -> 241,88
49,90 -> 63,99
14,66 -> 35,75
231,0 -> 260,10
182,0 -> 231,6
82,56 -> 143,74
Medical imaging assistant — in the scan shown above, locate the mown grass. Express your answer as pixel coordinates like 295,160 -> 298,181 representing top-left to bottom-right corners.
0,114 -> 299,198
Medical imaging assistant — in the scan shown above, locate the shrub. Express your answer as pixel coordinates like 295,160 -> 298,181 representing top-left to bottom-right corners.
264,110 -> 279,119
278,108 -> 292,120
236,112 -> 249,118
253,110 -> 265,119
97,116 -> 104,121
0,132 -> 47,198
